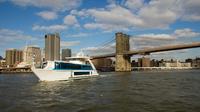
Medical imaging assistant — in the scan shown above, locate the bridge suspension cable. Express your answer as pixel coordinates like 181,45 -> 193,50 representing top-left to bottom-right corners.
94,36 -> 115,48
99,38 -> 115,49
94,36 -> 115,50
88,36 -> 115,56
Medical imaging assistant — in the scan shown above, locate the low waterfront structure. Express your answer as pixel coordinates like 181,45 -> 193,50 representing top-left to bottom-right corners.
159,60 -> 191,68
191,58 -> 200,68
0,59 -> 6,69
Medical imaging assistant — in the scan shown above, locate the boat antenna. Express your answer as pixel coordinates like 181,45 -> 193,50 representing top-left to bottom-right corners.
77,49 -> 85,57
32,53 -> 36,67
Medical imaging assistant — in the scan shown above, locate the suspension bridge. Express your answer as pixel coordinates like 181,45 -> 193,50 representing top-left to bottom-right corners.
90,32 -> 200,72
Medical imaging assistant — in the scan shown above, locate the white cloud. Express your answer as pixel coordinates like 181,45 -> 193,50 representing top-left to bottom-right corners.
173,28 -> 200,38
88,6 -> 143,26
0,28 -> 39,56
84,23 -> 103,30
183,15 -> 200,21
125,0 -> 144,10
70,9 -> 87,17
152,49 -> 189,55
10,0 -> 82,11
61,41 -> 80,47
130,28 -> 200,50
136,34 -> 176,41
36,11 -> 58,20
66,33 -> 89,38
82,42 -> 115,56
63,15 -> 79,26
138,0 -> 179,28
148,49 -> 190,60
33,14 -> 80,32
79,5 -> 143,31
3,0 -> 200,33
83,46 -> 115,56
180,0 -> 200,21
32,14 -> 80,32
76,1 -> 178,30
84,23 -> 130,32
70,0 -> 200,32
7,0 -> 200,33
0,29 -> 34,43
32,24 -> 67,32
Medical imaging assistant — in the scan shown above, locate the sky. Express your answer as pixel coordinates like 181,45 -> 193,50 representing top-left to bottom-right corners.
0,0 -> 200,60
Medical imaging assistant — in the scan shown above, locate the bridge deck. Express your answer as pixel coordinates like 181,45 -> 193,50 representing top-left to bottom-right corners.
91,42 -> 200,59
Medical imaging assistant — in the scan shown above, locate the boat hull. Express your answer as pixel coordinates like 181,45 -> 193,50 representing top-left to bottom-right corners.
32,68 -> 98,81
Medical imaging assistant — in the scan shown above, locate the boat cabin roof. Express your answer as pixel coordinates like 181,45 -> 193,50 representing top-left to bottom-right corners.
42,57 -> 90,63
65,56 -> 90,59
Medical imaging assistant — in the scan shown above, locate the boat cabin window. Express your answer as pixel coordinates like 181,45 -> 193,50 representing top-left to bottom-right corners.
66,58 -> 88,62
54,62 -> 93,70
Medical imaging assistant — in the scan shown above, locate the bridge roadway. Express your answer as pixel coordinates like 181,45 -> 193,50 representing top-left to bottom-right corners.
91,42 -> 200,59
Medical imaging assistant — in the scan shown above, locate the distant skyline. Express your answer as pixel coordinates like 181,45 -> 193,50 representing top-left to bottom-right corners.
0,0 -> 200,60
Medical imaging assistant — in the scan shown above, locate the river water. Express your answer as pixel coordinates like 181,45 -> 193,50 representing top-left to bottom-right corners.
0,70 -> 200,112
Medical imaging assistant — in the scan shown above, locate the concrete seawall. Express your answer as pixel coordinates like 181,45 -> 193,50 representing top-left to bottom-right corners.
0,67 -> 32,74
132,67 -> 200,71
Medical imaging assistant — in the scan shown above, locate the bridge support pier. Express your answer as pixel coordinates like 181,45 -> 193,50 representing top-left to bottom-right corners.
115,32 -> 131,72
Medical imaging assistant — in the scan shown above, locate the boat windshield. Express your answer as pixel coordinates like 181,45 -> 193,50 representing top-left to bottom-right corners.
42,62 -> 47,68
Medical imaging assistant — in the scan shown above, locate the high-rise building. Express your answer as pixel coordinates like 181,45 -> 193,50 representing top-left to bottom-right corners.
62,48 -> 71,60
23,46 -> 41,66
5,49 -> 23,67
45,33 -> 60,61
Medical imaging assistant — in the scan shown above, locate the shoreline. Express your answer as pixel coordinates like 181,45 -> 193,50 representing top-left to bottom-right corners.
1,67 -> 200,74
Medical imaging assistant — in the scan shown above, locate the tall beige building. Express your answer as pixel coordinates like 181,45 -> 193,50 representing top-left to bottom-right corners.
6,49 -> 23,67
23,46 -> 41,66
45,33 -> 60,61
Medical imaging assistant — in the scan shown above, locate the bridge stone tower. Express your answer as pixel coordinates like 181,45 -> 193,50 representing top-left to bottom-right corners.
115,32 -> 131,72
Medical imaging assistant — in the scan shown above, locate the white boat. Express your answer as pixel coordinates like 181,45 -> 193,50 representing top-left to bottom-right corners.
31,55 -> 98,81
